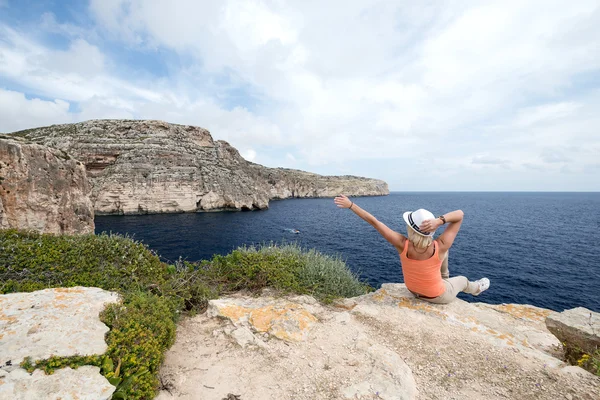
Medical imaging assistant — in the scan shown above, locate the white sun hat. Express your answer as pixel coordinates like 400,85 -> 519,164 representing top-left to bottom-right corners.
403,208 -> 436,237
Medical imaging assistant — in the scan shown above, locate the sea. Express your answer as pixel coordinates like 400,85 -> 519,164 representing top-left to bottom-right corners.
95,192 -> 600,312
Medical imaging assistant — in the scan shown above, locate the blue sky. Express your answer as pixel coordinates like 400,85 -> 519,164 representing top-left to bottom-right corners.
1,0 -> 599,191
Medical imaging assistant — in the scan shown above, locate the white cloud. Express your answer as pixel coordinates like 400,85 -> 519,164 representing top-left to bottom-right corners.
471,156 -> 510,166
540,148 -> 571,164
0,23 -> 282,153
515,102 -> 582,128
0,89 -> 72,133
1,1 -> 599,190
241,149 -> 256,162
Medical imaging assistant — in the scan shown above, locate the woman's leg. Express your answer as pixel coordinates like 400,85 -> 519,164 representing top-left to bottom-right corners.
424,276 -> 481,304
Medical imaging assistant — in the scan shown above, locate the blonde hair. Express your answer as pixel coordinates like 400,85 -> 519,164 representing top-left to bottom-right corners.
406,225 -> 433,250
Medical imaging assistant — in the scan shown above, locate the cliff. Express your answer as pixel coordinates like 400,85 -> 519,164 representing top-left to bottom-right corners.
2,285 -> 598,399
11,120 -> 389,215
0,136 -> 94,234
155,286 -> 600,399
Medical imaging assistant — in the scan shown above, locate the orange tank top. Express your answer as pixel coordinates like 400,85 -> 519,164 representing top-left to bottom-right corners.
400,240 -> 445,298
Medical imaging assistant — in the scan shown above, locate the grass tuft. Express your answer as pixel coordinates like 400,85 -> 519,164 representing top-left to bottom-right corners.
192,242 -> 370,302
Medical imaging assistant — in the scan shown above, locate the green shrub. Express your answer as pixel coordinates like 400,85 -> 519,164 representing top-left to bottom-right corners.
2,230 -> 370,399
194,242 -> 370,302
99,292 -> 177,399
0,229 -> 169,294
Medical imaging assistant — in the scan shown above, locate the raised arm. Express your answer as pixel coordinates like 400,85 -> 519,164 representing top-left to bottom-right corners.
419,209 -> 464,252
334,195 -> 405,250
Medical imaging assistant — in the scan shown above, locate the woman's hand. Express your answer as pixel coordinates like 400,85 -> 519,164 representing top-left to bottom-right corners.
334,194 -> 353,209
419,218 -> 442,234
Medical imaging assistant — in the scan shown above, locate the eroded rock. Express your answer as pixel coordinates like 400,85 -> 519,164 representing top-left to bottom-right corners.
353,283 -> 563,366
546,307 -> 600,355
0,366 -> 114,400
207,297 -> 319,342
0,287 -> 120,366
0,136 -> 94,234
342,336 -> 417,399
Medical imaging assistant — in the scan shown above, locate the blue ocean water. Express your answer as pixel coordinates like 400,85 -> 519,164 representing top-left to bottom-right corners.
95,192 -> 600,312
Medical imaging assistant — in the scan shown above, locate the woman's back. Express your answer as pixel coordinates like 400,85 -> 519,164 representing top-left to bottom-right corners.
400,240 -> 445,298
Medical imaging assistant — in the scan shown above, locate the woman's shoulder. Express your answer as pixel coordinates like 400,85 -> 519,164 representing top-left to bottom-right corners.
396,236 -> 409,253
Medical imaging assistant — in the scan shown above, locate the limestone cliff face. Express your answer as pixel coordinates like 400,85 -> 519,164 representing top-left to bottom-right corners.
13,120 -> 388,215
0,136 -> 94,234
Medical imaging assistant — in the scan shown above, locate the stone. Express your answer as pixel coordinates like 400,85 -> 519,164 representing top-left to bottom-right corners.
365,342 -> 415,386
0,287 -> 120,366
207,297 -> 318,342
11,120 -> 388,215
0,366 -> 114,400
342,381 -> 372,398
0,136 -> 94,234
332,297 -> 358,310
230,327 -> 259,348
340,334 -> 416,399
546,307 -> 600,355
352,284 -> 562,366
288,295 -> 318,305
560,365 -> 594,378
342,374 -> 414,400
334,311 -> 352,324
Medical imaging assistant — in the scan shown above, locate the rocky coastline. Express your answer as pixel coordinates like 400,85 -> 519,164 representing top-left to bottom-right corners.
2,120 -> 598,399
10,120 -> 389,215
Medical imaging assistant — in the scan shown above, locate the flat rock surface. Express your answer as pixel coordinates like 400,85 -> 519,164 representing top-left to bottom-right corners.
0,366 -> 114,400
157,285 -> 600,400
207,296 -> 319,342
0,287 -> 120,366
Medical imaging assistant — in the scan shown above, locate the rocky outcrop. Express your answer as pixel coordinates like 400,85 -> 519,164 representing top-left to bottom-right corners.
0,287 -> 120,399
0,367 -> 115,400
157,285 -> 600,400
3,285 -> 599,399
0,287 -> 120,366
207,295 -> 320,343
0,136 -> 94,234
12,120 -> 389,215
546,307 -> 600,355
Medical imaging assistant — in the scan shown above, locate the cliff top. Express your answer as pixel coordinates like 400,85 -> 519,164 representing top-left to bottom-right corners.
10,119 -> 387,182
154,284 -> 600,400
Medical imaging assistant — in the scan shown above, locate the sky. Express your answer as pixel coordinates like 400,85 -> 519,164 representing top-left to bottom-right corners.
0,1 -> 599,191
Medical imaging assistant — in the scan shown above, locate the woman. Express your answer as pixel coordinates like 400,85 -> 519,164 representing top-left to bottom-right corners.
334,195 -> 489,304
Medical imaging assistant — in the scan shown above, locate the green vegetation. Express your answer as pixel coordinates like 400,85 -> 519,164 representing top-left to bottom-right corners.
563,343 -> 600,376
0,229 -> 370,399
198,243 -> 370,303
